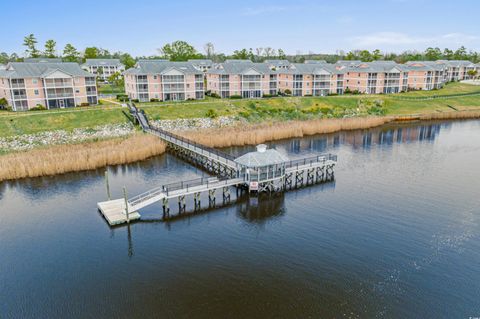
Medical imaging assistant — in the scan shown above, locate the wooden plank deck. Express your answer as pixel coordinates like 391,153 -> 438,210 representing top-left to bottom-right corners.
97,199 -> 141,226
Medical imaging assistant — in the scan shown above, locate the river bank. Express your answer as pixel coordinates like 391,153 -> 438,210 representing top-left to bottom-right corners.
1,110 -> 480,182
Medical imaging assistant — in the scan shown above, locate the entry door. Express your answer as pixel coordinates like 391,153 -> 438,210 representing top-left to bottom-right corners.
58,99 -> 65,108
249,90 -> 254,98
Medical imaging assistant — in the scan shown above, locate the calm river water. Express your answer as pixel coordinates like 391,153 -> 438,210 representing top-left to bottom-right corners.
1,120 -> 480,318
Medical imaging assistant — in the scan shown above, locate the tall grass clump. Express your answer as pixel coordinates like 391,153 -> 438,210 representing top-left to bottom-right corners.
0,134 -> 166,181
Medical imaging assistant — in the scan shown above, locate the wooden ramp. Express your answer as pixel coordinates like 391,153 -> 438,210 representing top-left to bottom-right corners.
97,199 -> 141,226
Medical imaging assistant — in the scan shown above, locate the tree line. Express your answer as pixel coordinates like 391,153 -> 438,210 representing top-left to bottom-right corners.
1,34 -> 479,67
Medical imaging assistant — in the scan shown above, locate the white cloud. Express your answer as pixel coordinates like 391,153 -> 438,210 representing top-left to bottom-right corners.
350,32 -> 480,49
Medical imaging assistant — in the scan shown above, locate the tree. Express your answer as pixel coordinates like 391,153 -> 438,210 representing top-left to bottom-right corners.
204,42 -> 215,59
454,46 -> 467,60
159,40 -> 200,61
108,71 -> 124,87
278,49 -> 286,60
443,48 -> 454,60
23,34 -> 40,58
345,51 -> 357,60
118,53 -> 136,69
63,43 -> 80,62
84,47 -> 99,60
425,47 -> 442,61
467,70 -> 478,79
371,49 -> 382,61
359,50 -> 373,62
44,39 -> 57,58
232,48 -> 249,60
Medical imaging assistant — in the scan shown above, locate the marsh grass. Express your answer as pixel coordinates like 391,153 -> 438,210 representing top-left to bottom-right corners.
0,134 -> 166,181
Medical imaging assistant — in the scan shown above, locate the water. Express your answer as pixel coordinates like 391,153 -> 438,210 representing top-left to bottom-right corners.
1,120 -> 480,318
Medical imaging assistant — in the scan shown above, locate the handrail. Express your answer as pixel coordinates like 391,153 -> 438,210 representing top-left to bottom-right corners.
128,102 -> 238,165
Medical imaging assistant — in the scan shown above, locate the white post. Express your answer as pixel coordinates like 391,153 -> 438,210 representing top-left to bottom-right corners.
123,186 -> 130,223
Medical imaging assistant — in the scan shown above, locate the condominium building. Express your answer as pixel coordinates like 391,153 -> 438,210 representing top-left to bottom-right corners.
206,59 -> 460,98
82,59 -> 125,81
405,61 -> 447,90
437,60 -> 476,81
278,62 -> 344,96
124,60 -> 205,102
0,61 -> 98,111
206,60 -> 278,98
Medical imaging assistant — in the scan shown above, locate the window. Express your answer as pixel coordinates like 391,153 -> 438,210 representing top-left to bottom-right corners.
33,79 -> 38,84
34,89 -> 39,95
76,89 -> 80,93
153,75 -> 157,80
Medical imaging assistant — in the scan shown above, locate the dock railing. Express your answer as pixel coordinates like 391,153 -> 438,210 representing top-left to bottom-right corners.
161,175 -> 245,196
128,102 -> 241,170
284,154 -> 337,170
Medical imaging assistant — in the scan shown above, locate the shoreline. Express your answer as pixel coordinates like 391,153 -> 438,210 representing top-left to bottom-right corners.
1,110 -> 480,182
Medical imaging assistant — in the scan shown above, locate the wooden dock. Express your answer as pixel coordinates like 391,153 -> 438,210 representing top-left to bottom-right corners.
97,199 -> 141,226
96,103 -> 337,226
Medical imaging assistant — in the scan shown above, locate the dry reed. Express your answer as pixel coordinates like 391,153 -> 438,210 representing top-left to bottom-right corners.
0,134 -> 166,181
181,110 -> 480,148
181,116 -> 394,148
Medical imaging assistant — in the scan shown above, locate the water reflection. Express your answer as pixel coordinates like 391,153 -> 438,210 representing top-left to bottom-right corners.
225,121 -> 449,157
237,194 -> 286,224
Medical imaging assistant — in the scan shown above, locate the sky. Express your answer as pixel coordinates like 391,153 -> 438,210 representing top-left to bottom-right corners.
1,0 -> 480,57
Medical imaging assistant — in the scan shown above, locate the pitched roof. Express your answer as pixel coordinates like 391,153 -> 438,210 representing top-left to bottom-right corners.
124,61 -> 203,75
188,59 -> 213,66
235,146 -> 288,167
0,62 -> 94,78
437,60 -> 476,67
83,59 -> 123,67
208,61 -> 275,75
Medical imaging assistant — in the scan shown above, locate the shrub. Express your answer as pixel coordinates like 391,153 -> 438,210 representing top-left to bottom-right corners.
304,94 -> 312,97
229,95 -> 242,99
205,109 -> 218,118
210,92 -> 220,98
328,93 -> 338,96
344,87 -> 351,94
132,99 -> 139,103
0,97 -> 7,107
80,103 -> 90,107
117,96 -> 129,102
150,98 -> 159,102
284,89 -> 292,95
116,94 -> 128,100
29,104 -> 47,111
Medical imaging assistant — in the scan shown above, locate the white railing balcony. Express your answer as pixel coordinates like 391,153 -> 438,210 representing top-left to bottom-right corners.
13,95 -> 27,99
11,83 -> 25,89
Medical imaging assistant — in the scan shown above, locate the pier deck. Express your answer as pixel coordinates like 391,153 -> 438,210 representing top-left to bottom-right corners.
97,103 -> 337,226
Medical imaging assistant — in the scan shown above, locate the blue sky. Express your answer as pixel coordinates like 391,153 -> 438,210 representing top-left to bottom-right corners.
1,0 -> 480,57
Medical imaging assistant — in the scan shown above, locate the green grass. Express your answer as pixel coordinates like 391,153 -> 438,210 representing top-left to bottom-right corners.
98,83 -> 125,95
0,107 -> 129,137
1,82 -> 479,137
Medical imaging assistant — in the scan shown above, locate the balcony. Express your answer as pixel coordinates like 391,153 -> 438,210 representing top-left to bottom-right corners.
11,83 -> 26,89
85,80 -> 96,85
13,94 -> 27,100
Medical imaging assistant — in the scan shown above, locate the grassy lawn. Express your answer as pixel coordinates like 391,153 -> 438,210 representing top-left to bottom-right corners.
98,83 -> 125,95
0,107 -> 129,137
1,82 -> 479,137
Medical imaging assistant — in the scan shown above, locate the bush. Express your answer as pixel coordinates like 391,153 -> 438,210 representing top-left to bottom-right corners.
344,87 -> 351,94
304,94 -> 312,97
29,104 -> 47,111
327,93 -> 338,96
284,89 -> 292,95
117,96 -> 129,102
205,109 -> 218,118
116,94 -> 128,100
150,98 -> 159,102
0,97 -> 7,107
209,92 -> 220,98
80,103 -> 90,107
132,99 -> 139,103
229,95 -> 242,99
